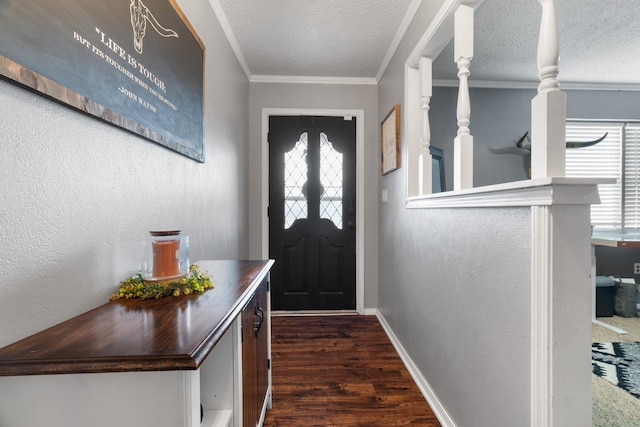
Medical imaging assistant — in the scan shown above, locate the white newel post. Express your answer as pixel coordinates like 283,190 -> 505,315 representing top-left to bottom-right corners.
419,57 -> 433,195
454,4 -> 474,191
531,188 -> 595,427
531,0 -> 566,179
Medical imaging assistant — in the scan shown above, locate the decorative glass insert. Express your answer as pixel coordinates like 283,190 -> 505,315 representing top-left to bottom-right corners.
284,133 -> 308,229
320,132 -> 343,229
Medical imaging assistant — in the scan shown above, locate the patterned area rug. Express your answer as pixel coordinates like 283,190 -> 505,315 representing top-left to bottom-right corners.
592,342 -> 640,399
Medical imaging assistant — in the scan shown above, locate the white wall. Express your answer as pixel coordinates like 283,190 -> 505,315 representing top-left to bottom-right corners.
248,82 -> 380,310
0,0 -> 249,348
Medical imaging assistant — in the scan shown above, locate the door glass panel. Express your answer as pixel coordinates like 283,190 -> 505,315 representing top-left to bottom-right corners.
284,132 -> 308,229
320,132 -> 343,229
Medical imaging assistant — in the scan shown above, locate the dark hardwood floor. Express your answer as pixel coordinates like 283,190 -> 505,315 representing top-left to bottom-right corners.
263,315 -> 442,426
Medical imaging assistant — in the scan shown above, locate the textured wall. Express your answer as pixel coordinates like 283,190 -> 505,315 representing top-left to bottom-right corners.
376,1 -> 534,425
430,86 -> 534,188
378,199 -> 532,426
0,0 -> 249,347
428,87 -> 640,190
428,86 -> 640,284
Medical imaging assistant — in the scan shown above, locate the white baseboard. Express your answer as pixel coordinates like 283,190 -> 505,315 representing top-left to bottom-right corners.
271,310 -> 358,316
272,308 -> 378,316
375,310 -> 456,427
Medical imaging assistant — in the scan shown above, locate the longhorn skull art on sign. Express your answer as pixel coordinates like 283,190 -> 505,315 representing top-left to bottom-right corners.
130,0 -> 179,54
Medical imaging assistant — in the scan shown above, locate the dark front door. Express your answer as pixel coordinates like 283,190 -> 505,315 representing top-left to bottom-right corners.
269,115 -> 356,311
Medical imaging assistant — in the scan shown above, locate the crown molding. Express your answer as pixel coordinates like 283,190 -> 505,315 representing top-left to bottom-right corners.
208,0 -> 252,80
376,0 -> 423,82
250,75 -> 377,85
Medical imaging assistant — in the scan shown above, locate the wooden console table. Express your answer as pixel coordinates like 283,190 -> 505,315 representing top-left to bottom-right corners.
0,259 -> 274,427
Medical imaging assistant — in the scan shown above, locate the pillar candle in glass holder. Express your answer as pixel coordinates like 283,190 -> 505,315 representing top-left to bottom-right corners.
150,231 -> 181,278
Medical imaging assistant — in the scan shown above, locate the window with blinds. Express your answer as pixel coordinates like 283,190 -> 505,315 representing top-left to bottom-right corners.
566,121 -> 640,231
624,125 -> 640,229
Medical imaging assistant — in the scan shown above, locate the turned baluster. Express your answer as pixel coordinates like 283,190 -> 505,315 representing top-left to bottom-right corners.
419,57 -> 433,195
537,0 -> 560,93
531,0 -> 566,179
454,4 -> 474,190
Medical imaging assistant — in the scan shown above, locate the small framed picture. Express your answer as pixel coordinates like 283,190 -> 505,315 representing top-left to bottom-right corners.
381,104 -> 400,175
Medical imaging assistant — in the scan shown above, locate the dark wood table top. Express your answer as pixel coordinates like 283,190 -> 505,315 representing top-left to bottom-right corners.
0,259 -> 273,376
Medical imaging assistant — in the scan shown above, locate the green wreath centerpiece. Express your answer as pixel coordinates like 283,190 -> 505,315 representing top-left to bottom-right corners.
110,264 -> 213,301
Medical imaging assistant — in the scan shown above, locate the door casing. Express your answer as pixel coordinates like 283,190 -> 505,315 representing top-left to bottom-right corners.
260,108 -> 365,314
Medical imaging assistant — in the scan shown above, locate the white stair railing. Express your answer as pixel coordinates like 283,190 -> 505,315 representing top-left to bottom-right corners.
531,0 -> 566,179
453,4 -> 474,190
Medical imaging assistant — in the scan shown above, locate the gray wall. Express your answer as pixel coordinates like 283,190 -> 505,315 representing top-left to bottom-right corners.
376,2 -> 534,425
0,0 -> 249,348
430,87 -> 640,190
248,82 -> 380,310
430,86 -> 534,188
378,201 -> 532,426
428,87 -> 640,282
379,89 -> 534,424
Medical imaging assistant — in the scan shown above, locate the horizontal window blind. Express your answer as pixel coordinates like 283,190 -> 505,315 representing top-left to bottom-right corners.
565,123 -> 623,229
624,125 -> 640,229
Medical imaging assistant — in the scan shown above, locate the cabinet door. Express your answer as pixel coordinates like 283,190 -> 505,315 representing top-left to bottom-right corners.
255,279 -> 269,414
242,295 -> 258,427
242,279 -> 270,427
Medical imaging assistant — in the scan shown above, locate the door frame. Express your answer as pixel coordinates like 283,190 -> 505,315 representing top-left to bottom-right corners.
260,108 -> 365,314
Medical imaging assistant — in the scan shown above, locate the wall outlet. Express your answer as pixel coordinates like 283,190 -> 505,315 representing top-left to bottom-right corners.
634,263 -> 640,274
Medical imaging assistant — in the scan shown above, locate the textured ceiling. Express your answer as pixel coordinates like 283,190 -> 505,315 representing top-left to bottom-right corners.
217,0 -> 415,79
215,0 -> 640,86
434,0 -> 640,86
